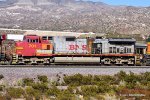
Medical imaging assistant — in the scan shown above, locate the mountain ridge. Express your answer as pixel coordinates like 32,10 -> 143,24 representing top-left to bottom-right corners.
0,0 -> 149,38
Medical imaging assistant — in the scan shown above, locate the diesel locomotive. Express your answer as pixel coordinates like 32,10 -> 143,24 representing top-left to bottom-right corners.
0,33 -> 147,65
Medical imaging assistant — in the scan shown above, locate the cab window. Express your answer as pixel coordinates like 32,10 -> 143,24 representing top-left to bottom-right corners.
27,39 -> 39,43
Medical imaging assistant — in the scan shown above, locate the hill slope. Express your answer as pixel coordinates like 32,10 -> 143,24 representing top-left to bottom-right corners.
0,0 -> 149,37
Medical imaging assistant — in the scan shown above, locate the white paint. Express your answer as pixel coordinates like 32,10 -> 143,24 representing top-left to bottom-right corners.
36,50 -> 52,54
7,34 -> 24,41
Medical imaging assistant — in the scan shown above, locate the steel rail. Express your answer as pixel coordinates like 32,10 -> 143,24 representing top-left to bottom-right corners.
0,64 -> 149,68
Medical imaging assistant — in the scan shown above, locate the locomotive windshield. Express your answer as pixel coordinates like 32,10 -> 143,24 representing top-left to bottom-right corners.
27,39 -> 39,43
24,35 -> 41,43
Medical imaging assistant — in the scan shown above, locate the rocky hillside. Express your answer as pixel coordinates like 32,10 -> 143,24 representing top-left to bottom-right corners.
0,0 -> 150,37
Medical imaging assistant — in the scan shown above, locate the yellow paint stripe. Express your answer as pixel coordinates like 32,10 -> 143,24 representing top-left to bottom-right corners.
16,47 -> 23,50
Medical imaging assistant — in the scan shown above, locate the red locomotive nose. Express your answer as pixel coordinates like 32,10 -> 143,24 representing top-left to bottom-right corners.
2,34 -> 6,40
0,34 -> 6,40
0,34 -> 6,45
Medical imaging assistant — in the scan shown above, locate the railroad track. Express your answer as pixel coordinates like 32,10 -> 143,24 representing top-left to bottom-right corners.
0,64 -> 149,68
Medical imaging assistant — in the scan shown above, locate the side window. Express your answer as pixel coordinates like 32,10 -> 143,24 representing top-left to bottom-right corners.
27,39 -> 30,43
66,37 -> 75,41
33,40 -> 36,43
120,47 -> 124,53
113,47 -> 116,53
124,47 -> 126,53
109,47 -> 112,53
42,36 -> 47,40
129,48 -> 131,53
30,39 -> 38,43
36,39 -> 39,43
48,36 -> 53,40
127,48 -> 131,53
117,48 -> 120,53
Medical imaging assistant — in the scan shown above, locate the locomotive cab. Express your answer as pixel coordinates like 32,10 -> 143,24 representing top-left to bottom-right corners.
14,35 -> 54,64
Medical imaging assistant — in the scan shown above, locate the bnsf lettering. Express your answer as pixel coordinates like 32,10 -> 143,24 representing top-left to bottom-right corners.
69,45 -> 87,50
82,45 -> 87,50
69,45 -> 79,50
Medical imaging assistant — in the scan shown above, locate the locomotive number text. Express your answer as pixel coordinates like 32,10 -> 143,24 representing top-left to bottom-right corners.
29,44 -> 37,48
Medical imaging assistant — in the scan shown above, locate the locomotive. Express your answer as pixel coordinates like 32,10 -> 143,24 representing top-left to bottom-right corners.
0,33 -> 147,65
14,35 -> 54,64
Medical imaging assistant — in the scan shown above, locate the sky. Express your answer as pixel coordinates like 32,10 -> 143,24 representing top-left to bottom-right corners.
84,0 -> 150,7
0,0 -> 150,7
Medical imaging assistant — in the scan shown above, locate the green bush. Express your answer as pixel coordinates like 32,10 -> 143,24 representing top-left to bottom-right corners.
32,83 -> 48,93
97,81 -> 111,93
124,72 -> 138,83
140,72 -> 150,85
65,74 -> 93,86
63,74 -> 83,86
100,75 -> 116,85
37,75 -> 48,83
25,87 -> 35,97
81,75 -> 93,85
126,82 -> 136,89
46,86 -> 60,97
124,72 -> 139,89
57,90 -> 76,100
25,87 -> 41,99
81,85 -> 99,96
7,87 -> 24,98
0,74 -> 4,80
67,85 -> 76,94
114,71 -> 127,82
147,82 -> 150,90
0,85 -> 4,91
22,78 -> 34,86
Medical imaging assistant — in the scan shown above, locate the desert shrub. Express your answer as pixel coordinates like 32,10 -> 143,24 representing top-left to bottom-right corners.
140,72 -> 150,85
95,95 -> 105,100
25,87 -> 41,99
22,78 -> 34,86
114,71 -> 127,82
124,72 -> 139,89
124,72 -> 139,83
64,74 -> 94,86
147,82 -> 150,90
67,85 -> 76,94
100,75 -> 116,85
93,75 -> 116,85
46,86 -> 60,97
0,74 -> 4,80
81,74 -> 93,85
81,85 -> 99,96
63,74 -> 83,86
57,90 -> 75,100
126,82 -> 136,89
7,87 -> 24,98
0,85 -> 4,91
97,81 -> 111,93
37,75 -> 48,83
32,83 -> 48,93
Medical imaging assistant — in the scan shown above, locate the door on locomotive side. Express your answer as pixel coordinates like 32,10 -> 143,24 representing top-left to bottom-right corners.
92,43 -> 102,54
91,38 -> 105,54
